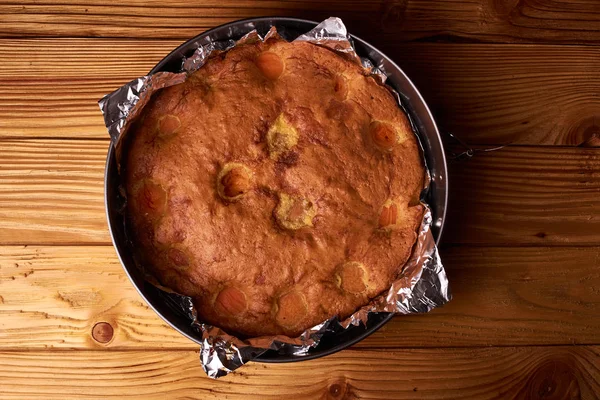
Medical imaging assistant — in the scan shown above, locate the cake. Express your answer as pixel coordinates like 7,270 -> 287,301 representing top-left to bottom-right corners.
123,36 -> 426,337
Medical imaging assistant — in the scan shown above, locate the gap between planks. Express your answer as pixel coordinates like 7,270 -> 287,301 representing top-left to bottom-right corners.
0,346 -> 599,399
0,139 -> 598,246
2,342 -> 600,353
2,0 -> 600,45
1,245 -> 599,350
1,39 -> 600,145
0,136 -> 596,149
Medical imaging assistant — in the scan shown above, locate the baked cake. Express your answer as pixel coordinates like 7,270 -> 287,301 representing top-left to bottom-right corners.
123,37 -> 426,337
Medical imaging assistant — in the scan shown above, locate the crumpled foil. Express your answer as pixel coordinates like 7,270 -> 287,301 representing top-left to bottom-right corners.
99,17 -> 451,379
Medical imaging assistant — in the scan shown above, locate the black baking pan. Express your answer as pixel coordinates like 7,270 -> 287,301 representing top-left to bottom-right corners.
105,17 -> 448,363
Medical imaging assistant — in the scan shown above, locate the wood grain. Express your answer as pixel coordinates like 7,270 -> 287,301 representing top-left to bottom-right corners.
1,0 -> 600,44
392,44 -> 600,147
2,245 -> 600,350
1,139 -> 598,245
0,347 -> 599,399
0,246 -> 193,350
0,139 -> 109,244
2,39 -> 599,145
1,1 -> 599,397
0,39 -> 178,138
444,146 -> 600,245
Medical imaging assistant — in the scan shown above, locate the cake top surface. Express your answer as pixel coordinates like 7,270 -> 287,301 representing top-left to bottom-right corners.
124,37 -> 426,337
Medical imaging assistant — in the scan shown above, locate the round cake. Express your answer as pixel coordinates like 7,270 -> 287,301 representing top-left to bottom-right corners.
123,37 -> 426,337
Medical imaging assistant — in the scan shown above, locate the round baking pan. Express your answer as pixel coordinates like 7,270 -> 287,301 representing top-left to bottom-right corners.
105,17 -> 448,363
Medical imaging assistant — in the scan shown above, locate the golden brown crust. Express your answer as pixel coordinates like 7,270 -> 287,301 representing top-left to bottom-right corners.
124,38 -> 426,337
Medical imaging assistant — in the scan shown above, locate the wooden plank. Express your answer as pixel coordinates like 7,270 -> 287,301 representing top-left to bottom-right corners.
392,44 -> 600,147
1,39 -> 599,145
444,146 -> 600,245
1,140 -> 598,245
0,139 -> 110,244
2,245 -> 600,350
1,0 -> 600,44
0,246 -> 193,350
374,246 -> 600,348
0,39 -> 180,139
0,347 -> 599,399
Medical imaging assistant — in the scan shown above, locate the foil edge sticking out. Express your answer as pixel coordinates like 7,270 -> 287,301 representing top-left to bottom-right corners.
98,17 -> 451,379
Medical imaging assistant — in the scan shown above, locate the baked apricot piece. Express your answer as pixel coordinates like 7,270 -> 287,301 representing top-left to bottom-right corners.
275,291 -> 308,329
369,121 -> 398,151
215,287 -> 247,316
255,51 -> 284,80
274,193 -> 316,230
157,114 -> 181,136
217,163 -> 253,201
131,179 -> 167,221
379,200 -> 398,229
336,262 -> 368,294
266,114 -> 298,159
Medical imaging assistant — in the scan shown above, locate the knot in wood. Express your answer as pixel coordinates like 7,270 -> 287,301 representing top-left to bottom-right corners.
326,380 -> 356,400
379,0 -> 408,32
563,115 -> 600,147
525,358 -> 581,400
329,383 -> 342,397
92,322 -> 114,344
577,127 -> 600,147
493,0 -> 521,15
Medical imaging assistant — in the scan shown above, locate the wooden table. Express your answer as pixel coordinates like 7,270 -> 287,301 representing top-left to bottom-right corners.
1,1 -> 599,399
